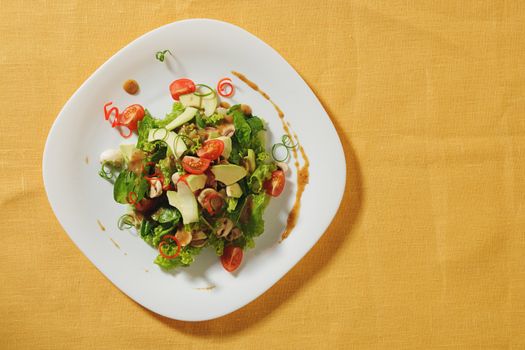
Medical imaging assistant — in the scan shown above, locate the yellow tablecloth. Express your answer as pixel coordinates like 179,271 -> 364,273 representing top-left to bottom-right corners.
1,1 -> 524,349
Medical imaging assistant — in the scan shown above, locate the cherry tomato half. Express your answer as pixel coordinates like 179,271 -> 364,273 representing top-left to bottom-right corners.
169,78 -> 196,100
220,245 -> 243,272
202,192 -> 224,216
118,104 -> 145,132
197,139 -> 224,160
264,170 -> 285,197
181,156 -> 211,175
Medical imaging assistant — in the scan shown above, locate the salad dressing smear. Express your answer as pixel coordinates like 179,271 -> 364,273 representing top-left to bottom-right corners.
231,71 -> 310,240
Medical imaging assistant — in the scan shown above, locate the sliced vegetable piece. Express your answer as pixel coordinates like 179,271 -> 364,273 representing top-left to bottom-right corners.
197,139 -> 224,160
118,104 -> 145,132
179,93 -> 201,108
220,245 -> 243,272
169,78 -> 196,100
201,92 -> 218,117
245,149 -> 256,172
226,183 -> 243,198
167,182 -> 199,224
165,107 -> 198,131
182,156 -> 211,175
210,164 -> 247,185
212,136 -> 232,159
264,170 -> 285,197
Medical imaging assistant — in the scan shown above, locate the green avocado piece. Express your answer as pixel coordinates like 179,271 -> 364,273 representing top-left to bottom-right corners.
165,107 -> 198,131
244,149 -> 256,172
210,164 -> 247,185
226,183 -> 243,198
166,182 -> 198,224
213,136 -> 232,159
185,174 -> 207,192
119,144 -> 136,162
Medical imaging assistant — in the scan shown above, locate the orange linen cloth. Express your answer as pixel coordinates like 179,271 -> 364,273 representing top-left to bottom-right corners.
1,1 -> 524,349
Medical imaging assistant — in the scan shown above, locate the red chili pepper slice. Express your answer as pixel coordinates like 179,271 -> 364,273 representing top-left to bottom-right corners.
158,235 -> 181,259
217,78 -> 234,97
127,191 -> 138,205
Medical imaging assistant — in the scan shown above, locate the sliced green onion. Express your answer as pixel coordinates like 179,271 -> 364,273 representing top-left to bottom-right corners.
193,84 -> 215,97
281,134 -> 298,149
118,214 -> 135,230
155,50 -> 173,62
200,216 -> 215,232
271,143 -> 290,162
152,127 -> 169,141
98,162 -> 113,180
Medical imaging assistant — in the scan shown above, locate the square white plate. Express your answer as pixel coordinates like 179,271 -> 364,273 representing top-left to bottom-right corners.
43,19 -> 345,321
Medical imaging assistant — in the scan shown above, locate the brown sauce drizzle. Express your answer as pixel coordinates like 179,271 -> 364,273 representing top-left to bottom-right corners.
231,71 -> 310,240
195,285 -> 217,291
97,219 -> 106,231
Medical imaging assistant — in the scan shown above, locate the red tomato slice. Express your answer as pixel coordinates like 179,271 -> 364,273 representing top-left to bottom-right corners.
169,78 -> 196,100
202,192 -> 224,216
118,104 -> 145,132
220,245 -> 243,272
264,170 -> 285,197
178,174 -> 189,185
181,156 -> 211,175
196,139 -> 224,160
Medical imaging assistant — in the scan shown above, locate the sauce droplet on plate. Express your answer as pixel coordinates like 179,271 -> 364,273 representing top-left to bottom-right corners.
97,219 -> 106,231
123,79 -> 139,95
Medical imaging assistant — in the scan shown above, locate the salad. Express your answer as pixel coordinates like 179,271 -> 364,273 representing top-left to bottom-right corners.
99,78 -> 291,272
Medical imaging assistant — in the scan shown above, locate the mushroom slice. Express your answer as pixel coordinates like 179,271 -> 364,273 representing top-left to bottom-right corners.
216,217 -> 234,238
175,229 -> 192,247
218,123 -> 235,137
226,227 -> 243,241
148,178 -> 163,198
190,231 -> 208,247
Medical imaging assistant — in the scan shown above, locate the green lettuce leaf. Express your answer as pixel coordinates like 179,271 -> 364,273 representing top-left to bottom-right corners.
241,193 -> 269,239
137,110 -> 156,150
248,163 -> 276,193
113,170 -> 149,204
156,102 -> 185,128
151,207 -> 181,224
154,245 -> 203,269
230,106 -> 251,148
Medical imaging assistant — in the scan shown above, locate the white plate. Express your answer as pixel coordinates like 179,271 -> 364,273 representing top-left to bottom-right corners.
43,19 -> 345,321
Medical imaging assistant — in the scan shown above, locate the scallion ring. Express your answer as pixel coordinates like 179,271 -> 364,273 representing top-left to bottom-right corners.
98,162 -> 113,180
193,84 -> 215,97
271,143 -> 290,162
117,214 -> 135,230
281,134 -> 298,149
152,127 -> 169,141
155,50 -> 173,62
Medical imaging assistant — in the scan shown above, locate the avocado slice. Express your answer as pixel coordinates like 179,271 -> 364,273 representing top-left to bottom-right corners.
119,144 -> 136,162
226,183 -> 243,198
179,93 -> 201,108
148,129 -> 187,159
244,149 -> 256,172
166,182 -> 198,224
213,136 -> 232,159
185,174 -> 207,192
165,107 -> 198,131
202,93 -> 218,117
210,164 -> 247,185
